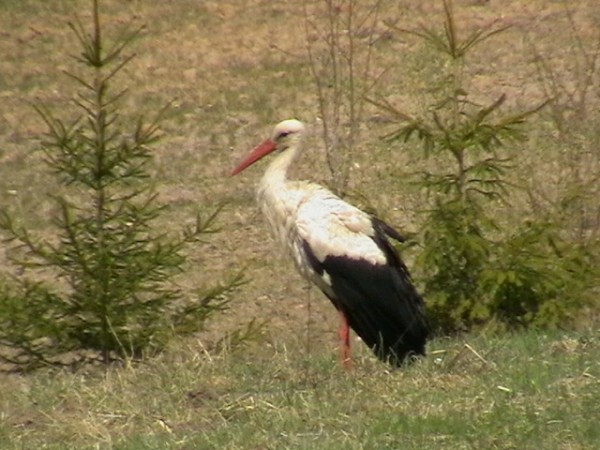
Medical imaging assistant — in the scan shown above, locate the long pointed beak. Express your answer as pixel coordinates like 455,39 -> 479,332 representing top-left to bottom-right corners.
230,139 -> 277,176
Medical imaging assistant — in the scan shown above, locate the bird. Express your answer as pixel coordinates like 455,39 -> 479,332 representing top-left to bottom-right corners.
231,119 -> 428,367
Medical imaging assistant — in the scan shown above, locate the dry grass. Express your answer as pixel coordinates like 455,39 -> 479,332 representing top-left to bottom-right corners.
1,330 -> 598,448
0,0 -> 599,447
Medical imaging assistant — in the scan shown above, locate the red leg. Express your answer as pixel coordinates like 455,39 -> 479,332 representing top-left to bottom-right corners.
339,310 -> 352,369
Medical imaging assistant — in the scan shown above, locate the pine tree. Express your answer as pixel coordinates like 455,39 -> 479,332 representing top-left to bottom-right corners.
0,0 -> 244,369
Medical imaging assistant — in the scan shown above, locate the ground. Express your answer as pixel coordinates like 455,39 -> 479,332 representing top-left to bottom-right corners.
0,1 -> 599,448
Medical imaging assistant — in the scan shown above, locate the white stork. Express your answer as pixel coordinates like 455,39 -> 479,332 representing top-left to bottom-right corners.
231,119 -> 428,367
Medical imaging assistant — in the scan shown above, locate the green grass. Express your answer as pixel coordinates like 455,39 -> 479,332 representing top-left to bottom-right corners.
1,329 -> 598,449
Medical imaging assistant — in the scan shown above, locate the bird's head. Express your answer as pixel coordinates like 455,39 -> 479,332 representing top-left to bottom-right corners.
230,119 -> 305,176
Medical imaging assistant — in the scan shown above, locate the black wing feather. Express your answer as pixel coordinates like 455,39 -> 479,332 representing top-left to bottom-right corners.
302,218 -> 428,366
322,254 -> 428,366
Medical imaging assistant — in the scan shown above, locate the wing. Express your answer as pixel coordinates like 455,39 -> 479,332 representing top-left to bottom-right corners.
295,192 -> 428,365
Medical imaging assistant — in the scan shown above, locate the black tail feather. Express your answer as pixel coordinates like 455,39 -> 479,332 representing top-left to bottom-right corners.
324,256 -> 429,366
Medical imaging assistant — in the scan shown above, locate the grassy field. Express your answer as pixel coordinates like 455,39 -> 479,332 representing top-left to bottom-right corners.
1,0 -> 599,448
0,330 -> 598,449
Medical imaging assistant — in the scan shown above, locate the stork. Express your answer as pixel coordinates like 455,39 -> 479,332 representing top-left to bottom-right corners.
231,119 -> 429,367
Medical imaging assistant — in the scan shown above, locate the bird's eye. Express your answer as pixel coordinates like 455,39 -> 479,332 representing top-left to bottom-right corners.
277,131 -> 290,140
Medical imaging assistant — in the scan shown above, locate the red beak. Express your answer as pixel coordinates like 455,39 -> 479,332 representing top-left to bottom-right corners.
230,139 -> 277,176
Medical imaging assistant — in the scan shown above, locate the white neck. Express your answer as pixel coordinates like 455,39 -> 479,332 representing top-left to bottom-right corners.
261,143 -> 301,188
257,142 -> 305,245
